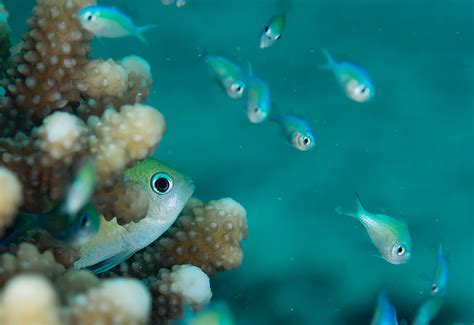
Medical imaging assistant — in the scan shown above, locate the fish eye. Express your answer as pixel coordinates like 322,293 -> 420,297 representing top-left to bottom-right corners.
276,34 -> 282,40
80,213 -> 89,228
396,244 -> 406,255
151,172 -> 173,195
253,107 -> 259,113
303,136 -> 311,146
231,83 -> 244,94
431,284 -> 438,293
264,25 -> 270,32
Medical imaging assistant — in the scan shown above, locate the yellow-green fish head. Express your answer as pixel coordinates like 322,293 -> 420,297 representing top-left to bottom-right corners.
66,202 -> 100,246
125,158 -> 195,223
260,13 -> 286,49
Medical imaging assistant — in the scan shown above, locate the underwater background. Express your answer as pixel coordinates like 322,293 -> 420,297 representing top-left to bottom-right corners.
8,0 -> 473,323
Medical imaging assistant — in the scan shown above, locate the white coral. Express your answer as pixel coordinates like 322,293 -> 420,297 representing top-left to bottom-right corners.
169,264 -> 212,310
0,167 -> 22,228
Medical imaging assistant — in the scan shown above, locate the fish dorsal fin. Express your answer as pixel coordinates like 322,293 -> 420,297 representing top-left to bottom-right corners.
354,192 -> 367,215
86,251 -> 134,274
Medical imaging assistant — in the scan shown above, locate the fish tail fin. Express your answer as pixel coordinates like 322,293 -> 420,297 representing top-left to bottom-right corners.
136,24 -> 157,45
319,48 -> 336,70
335,193 -> 366,219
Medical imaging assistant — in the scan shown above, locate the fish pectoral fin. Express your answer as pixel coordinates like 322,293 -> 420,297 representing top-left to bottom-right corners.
86,251 -> 134,274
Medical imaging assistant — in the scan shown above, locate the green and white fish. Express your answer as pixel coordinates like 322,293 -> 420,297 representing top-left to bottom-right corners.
336,194 -> 412,264
430,245 -> 448,297
413,295 -> 444,325
74,158 -> 194,274
371,292 -> 399,325
206,55 -> 246,99
246,63 -> 271,124
78,5 -> 156,44
259,13 -> 286,49
271,113 -> 315,151
320,49 -> 374,103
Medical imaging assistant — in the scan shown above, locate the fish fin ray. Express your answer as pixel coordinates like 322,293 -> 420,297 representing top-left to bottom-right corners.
335,206 -> 358,219
354,192 -> 367,215
86,251 -> 134,274
136,24 -> 157,45
319,48 -> 336,70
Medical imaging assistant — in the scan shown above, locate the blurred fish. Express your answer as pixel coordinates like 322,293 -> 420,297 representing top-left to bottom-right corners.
271,113 -> 315,151
430,245 -> 448,297
260,13 -> 286,49
335,194 -> 412,264
246,63 -> 271,123
75,158 -> 195,274
64,160 -> 96,216
413,295 -> 444,325
78,5 -> 156,44
320,49 -> 374,103
2,162 -> 100,246
181,301 -> 235,325
371,292 -> 399,325
206,55 -> 246,99
176,0 -> 189,7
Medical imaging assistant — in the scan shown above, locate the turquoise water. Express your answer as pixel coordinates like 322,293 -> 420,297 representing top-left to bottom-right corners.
10,0 -> 474,323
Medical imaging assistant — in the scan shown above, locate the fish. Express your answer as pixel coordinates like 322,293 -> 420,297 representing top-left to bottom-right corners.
335,194 -> 412,264
176,0 -> 188,7
2,162 -> 100,247
271,113 -> 315,151
371,292 -> 399,325
259,13 -> 286,49
74,158 -> 195,274
78,5 -> 156,44
320,49 -> 374,103
430,245 -> 448,297
246,63 -> 271,123
206,55 -> 246,99
180,301 -> 235,325
413,295 -> 444,325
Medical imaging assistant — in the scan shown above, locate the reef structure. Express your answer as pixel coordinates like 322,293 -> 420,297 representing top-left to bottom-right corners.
0,0 -> 247,323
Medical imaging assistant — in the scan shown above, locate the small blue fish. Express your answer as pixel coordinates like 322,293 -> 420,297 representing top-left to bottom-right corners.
1,161 -> 100,247
336,194 -> 411,264
320,49 -> 374,103
206,55 -> 246,99
371,292 -> 399,325
246,64 -> 271,123
413,295 -> 444,325
260,13 -> 286,49
271,113 -> 315,151
430,245 -> 449,297
176,0 -> 189,7
78,5 -> 156,44
180,301 -> 235,325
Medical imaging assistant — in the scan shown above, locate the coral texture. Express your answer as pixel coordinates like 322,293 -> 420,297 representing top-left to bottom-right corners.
0,167 -> 22,231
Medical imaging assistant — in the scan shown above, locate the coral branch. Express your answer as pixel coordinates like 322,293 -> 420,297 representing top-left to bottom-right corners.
0,167 -> 22,231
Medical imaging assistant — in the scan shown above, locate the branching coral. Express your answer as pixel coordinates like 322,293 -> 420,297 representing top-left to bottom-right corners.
0,0 -> 248,323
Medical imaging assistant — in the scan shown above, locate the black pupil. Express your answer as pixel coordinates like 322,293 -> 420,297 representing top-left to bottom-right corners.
398,246 -> 404,254
87,14 -> 92,21
81,213 -> 88,227
432,284 -> 437,292
236,86 -> 241,91
155,177 -> 170,193
265,25 -> 269,32
361,87 -> 366,93
304,137 -> 309,145
254,107 -> 259,112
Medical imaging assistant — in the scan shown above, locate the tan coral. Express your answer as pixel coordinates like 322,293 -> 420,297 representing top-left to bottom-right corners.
35,111 -> 88,162
94,180 -> 150,225
76,59 -> 128,100
0,274 -> 62,325
150,264 -> 212,323
0,167 -> 22,230
0,5 -> 11,80
119,55 -> 153,105
0,0 -> 97,137
88,103 -> 166,182
68,278 -> 152,325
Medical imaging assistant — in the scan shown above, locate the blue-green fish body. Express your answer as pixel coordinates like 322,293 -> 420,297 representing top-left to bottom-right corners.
2,202 -> 100,247
371,292 -> 399,325
206,55 -> 246,99
181,301 -> 235,325
336,194 -> 411,264
271,113 -> 315,151
74,159 -> 195,274
260,13 -> 286,48
413,295 -> 443,325
431,245 -> 448,297
176,0 -> 188,7
320,49 -> 374,103
78,5 -> 156,44
246,64 -> 271,123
